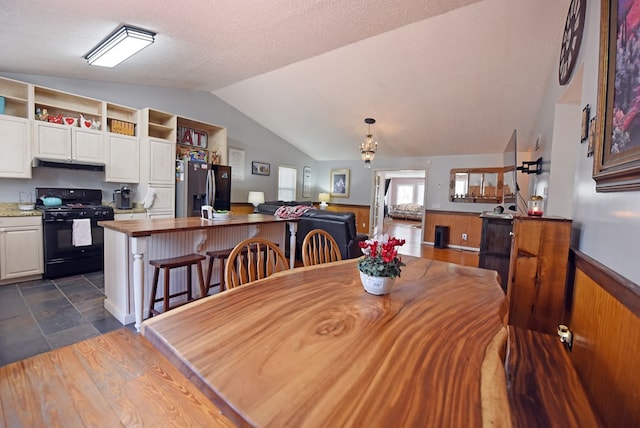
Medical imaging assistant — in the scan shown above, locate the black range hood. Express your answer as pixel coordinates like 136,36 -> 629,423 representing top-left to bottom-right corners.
34,159 -> 105,172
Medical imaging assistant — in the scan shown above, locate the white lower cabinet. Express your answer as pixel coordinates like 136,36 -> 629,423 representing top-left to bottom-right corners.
145,185 -> 175,218
0,216 -> 43,284
105,134 -> 140,183
0,116 -> 31,178
114,212 -> 147,221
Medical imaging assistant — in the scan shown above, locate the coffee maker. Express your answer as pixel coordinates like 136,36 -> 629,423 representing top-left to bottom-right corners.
114,185 -> 132,209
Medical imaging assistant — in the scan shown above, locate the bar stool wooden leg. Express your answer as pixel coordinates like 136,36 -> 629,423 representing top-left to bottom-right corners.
149,267 -> 160,318
205,256 -> 215,291
219,257 -> 226,292
163,266 -> 170,313
186,265 -> 193,302
196,260 -> 206,298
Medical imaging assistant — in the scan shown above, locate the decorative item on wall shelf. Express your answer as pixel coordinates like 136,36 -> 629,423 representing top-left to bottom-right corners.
587,117 -> 596,158
210,150 -> 220,165
357,235 -> 406,295
252,161 -> 270,176
302,166 -> 311,197
581,104 -> 590,142
593,0 -> 640,191
177,126 -> 208,148
330,169 -> 350,198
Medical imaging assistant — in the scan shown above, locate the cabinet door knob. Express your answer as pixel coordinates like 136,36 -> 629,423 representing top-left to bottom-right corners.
509,232 -> 514,236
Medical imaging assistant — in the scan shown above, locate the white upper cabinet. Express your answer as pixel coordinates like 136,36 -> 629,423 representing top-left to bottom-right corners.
104,103 -> 140,183
0,76 -> 32,178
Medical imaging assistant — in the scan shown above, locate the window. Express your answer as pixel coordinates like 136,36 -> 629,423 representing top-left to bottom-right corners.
416,184 -> 425,205
278,166 -> 297,201
396,185 -> 414,205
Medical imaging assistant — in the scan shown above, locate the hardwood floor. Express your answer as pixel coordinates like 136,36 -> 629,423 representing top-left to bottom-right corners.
384,218 -> 479,268
0,328 -> 233,427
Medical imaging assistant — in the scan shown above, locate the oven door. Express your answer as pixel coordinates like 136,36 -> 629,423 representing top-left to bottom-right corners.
42,217 -> 105,278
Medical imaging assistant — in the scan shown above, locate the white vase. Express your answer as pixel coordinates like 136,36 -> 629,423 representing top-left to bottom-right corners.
359,271 -> 395,295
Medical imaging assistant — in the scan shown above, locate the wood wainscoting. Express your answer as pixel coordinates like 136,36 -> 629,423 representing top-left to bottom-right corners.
232,203 -> 371,235
423,210 -> 482,248
326,204 -> 370,235
230,202 -> 255,215
564,249 -> 640,426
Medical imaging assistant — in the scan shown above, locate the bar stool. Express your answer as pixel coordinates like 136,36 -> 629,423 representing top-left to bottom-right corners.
205,248 -> 235,294
148,253 -> 207,317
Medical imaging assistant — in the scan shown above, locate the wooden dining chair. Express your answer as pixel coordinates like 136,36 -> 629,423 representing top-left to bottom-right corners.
225,237 -> 289,289
301,229 -> 342,267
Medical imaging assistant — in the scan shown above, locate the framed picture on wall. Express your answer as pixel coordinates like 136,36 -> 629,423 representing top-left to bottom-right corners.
228,147 -> 245,181
580,104 -> 590,142
330,169 -> 350,198
252,161 -> 270,176
302,166 -> 311,197
593,0 -> 640,191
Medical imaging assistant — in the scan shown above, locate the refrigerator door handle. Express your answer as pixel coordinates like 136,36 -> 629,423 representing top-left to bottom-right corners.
206,168 -> 216,208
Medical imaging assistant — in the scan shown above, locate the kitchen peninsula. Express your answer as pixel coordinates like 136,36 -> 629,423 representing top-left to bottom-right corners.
99,214 -> 298,330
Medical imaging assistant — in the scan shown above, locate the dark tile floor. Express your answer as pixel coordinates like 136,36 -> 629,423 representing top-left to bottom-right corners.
0,271 -> 129,367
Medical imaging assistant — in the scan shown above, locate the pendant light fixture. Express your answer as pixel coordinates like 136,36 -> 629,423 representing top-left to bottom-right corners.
360,118 -> 378,168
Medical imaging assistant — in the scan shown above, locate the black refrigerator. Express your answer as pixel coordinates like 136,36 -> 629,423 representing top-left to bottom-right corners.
175,160 -> 232,217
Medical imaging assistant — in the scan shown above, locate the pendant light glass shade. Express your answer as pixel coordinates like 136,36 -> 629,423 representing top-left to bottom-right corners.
360,118 -> 378,167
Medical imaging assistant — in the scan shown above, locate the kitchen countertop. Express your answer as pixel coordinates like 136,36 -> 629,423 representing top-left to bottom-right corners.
0,202 -> 42,217
99,213 -> 291,237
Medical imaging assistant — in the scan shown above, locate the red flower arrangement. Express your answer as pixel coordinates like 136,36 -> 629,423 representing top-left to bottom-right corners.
357,235 -> 406,279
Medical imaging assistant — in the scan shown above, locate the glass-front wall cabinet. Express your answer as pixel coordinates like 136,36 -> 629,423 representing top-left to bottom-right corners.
450,168 -> 505,204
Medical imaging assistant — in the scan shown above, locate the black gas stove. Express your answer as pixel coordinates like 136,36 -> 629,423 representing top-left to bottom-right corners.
36,188 -> 114,279
36,188 -> 114,221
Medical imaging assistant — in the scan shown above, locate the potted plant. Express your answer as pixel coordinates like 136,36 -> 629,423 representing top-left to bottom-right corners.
357,235 -> 406,295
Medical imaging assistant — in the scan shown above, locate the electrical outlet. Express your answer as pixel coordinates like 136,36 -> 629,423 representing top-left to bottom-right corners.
462,233 -> 468,241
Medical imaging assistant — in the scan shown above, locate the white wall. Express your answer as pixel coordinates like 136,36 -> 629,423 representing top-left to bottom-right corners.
316,152 -> 515,214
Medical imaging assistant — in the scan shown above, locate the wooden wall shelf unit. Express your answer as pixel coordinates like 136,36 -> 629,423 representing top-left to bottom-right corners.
0,77 -> 30,118
176,116 -> 227,165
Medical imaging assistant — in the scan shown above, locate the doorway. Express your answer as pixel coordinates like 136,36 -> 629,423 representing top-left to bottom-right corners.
371,169 -> 427,256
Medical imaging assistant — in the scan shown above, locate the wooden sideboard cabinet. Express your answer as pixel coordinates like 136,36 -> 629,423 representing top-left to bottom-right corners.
507,216 -> 572,334
479,214 -> 572,335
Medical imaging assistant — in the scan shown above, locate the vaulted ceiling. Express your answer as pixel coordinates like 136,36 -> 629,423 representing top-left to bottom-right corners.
0,0 -> 570,161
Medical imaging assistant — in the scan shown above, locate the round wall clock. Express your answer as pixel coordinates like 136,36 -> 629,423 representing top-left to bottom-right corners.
559,0 -> 586,85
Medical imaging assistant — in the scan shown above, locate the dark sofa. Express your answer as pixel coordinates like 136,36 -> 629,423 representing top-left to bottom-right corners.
257,202 -> 367,261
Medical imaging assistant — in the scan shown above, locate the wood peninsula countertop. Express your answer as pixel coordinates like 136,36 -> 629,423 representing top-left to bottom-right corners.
142,256 -> 509,427
99,213 -> 290,237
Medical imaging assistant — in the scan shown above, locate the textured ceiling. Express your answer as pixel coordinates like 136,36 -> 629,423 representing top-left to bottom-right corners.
0,0 -> 571,161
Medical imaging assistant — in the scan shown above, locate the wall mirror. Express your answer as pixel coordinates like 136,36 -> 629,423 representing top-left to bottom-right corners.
450,168 -> 504,203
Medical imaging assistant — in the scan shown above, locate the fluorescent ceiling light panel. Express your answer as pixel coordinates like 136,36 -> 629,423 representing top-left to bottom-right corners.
85,25 -> 155,68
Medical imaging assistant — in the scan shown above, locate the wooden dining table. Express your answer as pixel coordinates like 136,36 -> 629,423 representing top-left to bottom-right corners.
141,256 -> 509,427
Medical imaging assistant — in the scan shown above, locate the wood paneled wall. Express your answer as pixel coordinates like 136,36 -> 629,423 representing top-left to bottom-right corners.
230,203 -> 254,215
423,210 -> 482,248
326,204 -> 370,235
565,250 -> 640,426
